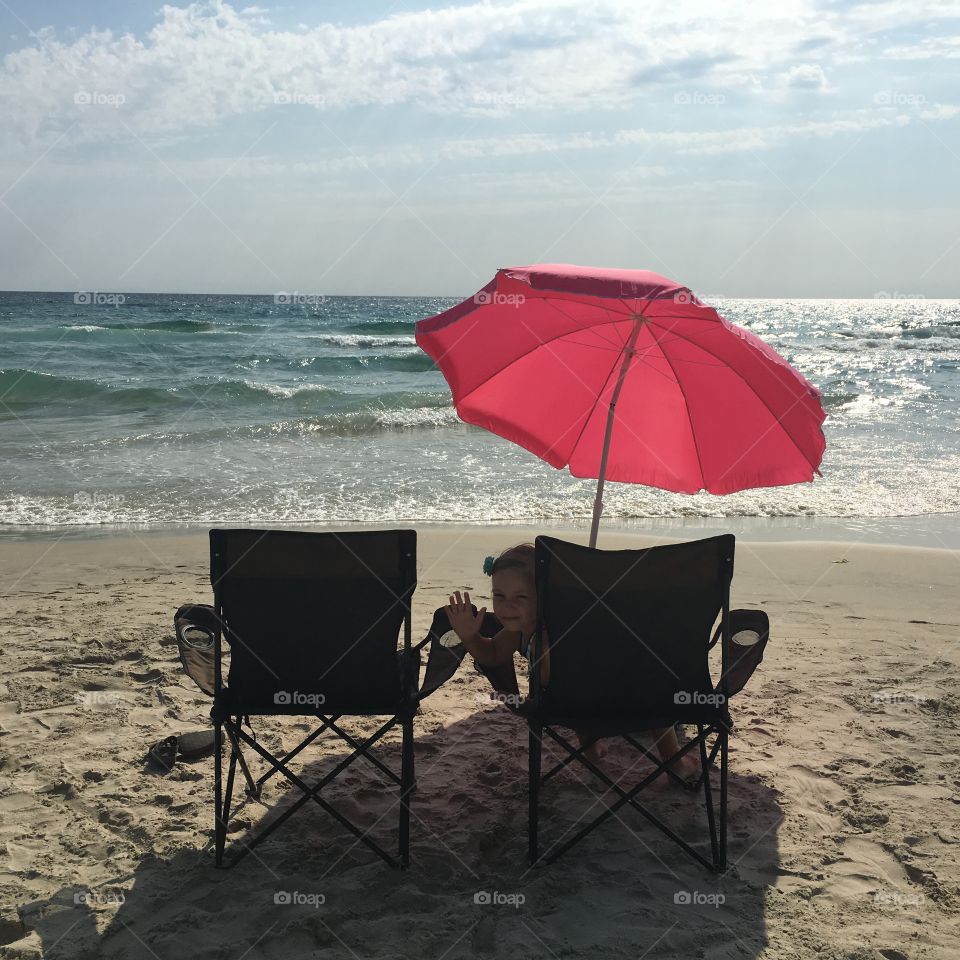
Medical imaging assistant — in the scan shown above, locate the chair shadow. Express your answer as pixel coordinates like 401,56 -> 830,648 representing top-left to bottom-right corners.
23,707 -> 782,960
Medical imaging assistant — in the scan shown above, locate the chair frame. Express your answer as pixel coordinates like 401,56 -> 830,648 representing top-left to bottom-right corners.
527,535 -> 735,872
209,529 -> 417,870
528,719 -> 729,870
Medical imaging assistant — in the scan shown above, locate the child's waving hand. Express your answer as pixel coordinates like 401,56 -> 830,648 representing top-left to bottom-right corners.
445,590 -> 487,642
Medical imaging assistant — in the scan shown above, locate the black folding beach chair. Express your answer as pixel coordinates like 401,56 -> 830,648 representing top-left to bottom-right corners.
208,528 -> 419,869
528,534 -> 769,872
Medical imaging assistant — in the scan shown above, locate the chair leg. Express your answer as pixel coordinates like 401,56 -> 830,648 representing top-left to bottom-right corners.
529,722 -> 542,865
222,721 -> 240,832
214,719 -> 226,867
720,728 -> 729,872
399,714 -> 414,868
698,724 -> 720,870
231,729 -> 260,800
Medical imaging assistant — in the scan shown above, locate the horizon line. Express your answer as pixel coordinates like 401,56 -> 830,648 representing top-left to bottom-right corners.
0,289 -> 951,301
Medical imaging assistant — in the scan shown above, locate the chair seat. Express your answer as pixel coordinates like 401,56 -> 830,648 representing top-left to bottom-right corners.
530,703 -> 731,736
211,686 -> 417,721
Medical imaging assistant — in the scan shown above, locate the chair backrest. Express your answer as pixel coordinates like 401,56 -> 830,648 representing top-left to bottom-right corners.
210,528 -> 416,714
534,534 -> 734,716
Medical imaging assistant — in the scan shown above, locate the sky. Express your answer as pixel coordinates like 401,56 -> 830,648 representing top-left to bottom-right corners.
0,0 -> 958,297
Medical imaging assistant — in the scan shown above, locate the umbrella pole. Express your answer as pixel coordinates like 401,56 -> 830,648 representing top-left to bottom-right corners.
588,321 -> 643,549
588,478 -> 605,549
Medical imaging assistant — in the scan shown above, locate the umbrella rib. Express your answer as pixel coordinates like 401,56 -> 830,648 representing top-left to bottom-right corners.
650,331 -> 708,491
567,301 -> 661,475
635,322 -> 728,365
632,337 -> 725,383
606,304 -> 628,348
610,301 -> 633,347
629,343 -> 681,388
561,339 -> 623,353
539,296 -> 628,350
648,316 -> 822,473
455,315 -> 638,406
564,345 -> 626,471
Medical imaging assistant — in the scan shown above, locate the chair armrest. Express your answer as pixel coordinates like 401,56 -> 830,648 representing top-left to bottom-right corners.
174,603 -> 223,697
476,660 -> 521,700
712,609 -> 770,697
417,606 -> 503,699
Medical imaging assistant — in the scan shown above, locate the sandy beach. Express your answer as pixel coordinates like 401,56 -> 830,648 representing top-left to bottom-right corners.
2,0 -> 958,956
0,524 -> 957,959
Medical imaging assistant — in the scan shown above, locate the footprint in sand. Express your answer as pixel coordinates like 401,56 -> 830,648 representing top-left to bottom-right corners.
783,764 -> 847,802
129,668 -> 165,683
779,764 -> 848,833
479,762 -> 502,785
820,836 -> 922,907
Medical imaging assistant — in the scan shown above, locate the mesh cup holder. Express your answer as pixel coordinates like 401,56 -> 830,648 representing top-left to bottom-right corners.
713,611 -> 769,698
181,625 -> 215,650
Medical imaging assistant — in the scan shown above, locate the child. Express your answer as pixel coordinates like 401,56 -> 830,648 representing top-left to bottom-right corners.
445,543 -> 698,781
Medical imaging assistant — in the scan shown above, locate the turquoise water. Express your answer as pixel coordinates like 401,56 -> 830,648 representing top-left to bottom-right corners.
1,292 -> 958,539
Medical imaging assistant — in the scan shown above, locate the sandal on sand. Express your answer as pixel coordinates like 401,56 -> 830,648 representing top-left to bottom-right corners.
148,735 -> 178,772
147,730 -> 216,772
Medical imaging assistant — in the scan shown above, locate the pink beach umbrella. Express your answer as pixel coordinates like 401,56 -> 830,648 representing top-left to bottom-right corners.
415,264 -> 826,547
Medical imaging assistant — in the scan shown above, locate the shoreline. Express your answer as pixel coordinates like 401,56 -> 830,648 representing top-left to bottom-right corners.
1,525 -> 957,625
1,511 -> 958,550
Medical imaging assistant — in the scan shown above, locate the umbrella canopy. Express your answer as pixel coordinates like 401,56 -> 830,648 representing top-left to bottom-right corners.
416,264 -> 826,544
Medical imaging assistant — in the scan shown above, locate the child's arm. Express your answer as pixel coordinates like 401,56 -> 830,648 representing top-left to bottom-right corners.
445,591 -> 518,667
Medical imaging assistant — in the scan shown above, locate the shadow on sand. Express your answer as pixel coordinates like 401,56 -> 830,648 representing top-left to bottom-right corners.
22,708 -> 782,960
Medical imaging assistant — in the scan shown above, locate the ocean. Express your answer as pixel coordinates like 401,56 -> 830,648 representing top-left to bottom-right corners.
1,292 -> 958,547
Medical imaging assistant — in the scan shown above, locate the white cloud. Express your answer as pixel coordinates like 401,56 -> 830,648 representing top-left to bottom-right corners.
882,36 -> 960,60
919,103 -> 960,120
781,63 -> 829,91
839,0 -> 960,30
1,0 -> 955,150
6,109 -> 953,193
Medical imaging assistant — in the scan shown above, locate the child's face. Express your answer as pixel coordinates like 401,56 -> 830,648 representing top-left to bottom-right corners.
491,569 -> 536,635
